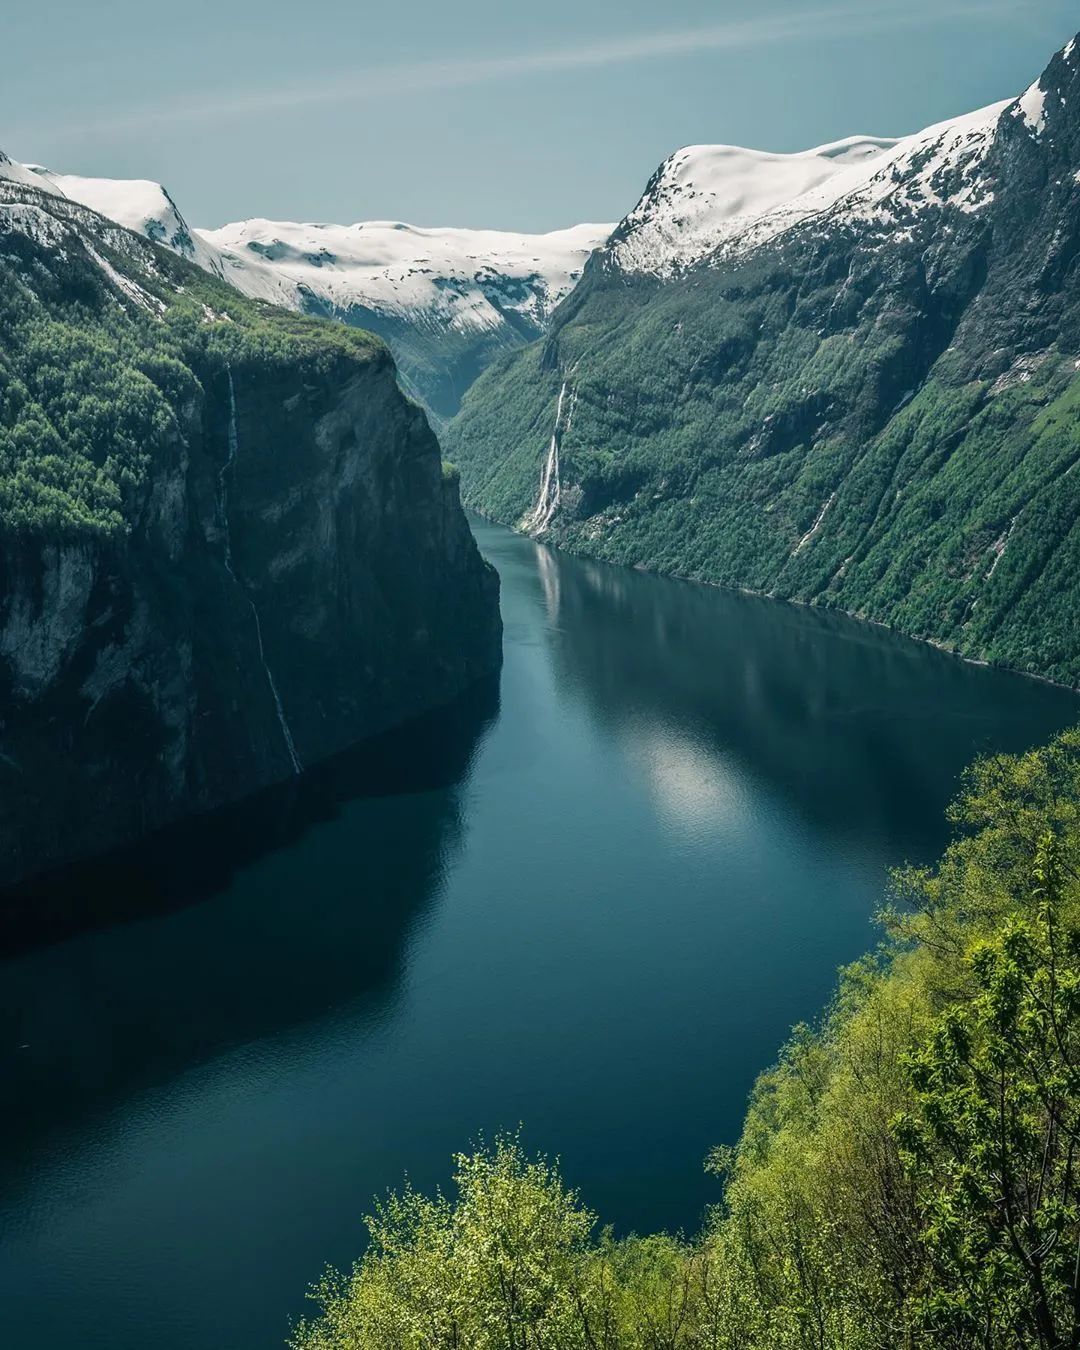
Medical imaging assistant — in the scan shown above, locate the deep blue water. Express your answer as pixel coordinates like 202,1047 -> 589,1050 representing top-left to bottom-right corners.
1,516 -> 1076,1350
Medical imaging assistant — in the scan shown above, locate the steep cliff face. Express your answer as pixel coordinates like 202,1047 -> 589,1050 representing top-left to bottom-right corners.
0,175 -> 500,888
449,35 -> 1080,686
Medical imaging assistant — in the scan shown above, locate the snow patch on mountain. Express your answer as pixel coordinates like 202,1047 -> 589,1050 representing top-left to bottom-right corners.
1014,81 -> 1049,135
0,157 -> 151,264
27,166 -> 217,264
197,219 -> 612,333
833,100 -> 1010,222
0,197 -> 72,250
0,154 -> 227,279
0,151 -> 51,191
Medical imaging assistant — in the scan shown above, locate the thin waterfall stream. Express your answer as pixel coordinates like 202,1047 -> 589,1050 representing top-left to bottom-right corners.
522,380 -> 569,535
220,367 -> 303,775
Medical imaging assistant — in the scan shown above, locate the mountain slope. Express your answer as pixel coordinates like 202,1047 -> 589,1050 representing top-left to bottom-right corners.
0,152 -> 611,422
448,34 -> 1080,687
23,160 -> 227,275
0,165 -> 500,891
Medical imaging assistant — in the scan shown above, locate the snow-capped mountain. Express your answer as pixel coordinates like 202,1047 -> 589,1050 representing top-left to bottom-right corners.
0,150 -> 49,191
607,134 -> 898,276
201,217 -> 608,334
0,148 -> 610,421
199,217 -> 611,419
23,163 -> 226,275
604,99 -> 1019,278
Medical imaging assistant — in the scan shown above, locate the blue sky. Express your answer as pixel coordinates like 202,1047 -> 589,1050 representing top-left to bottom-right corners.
5,1 -> 1078,230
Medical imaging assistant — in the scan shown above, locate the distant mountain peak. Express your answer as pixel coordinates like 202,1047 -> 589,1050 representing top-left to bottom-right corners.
198,217 -> 612,333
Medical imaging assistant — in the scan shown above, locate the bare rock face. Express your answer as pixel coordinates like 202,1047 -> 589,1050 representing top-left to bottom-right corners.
0,177 -> 501,890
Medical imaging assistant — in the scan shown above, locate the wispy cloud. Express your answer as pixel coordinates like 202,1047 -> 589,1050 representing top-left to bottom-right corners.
11,1 -> 1014,143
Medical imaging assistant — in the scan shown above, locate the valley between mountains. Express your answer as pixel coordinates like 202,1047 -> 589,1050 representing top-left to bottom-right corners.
6,32 -> 1080,888
16,34 -> 1080,700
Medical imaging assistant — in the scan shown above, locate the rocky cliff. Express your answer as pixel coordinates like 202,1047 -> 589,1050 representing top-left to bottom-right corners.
0,171 -> 501,889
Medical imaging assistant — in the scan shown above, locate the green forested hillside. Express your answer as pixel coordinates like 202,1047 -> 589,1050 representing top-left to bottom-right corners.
448,39 -> 1080,686
293,729 -> 1080,1349
0,188 -> 382,538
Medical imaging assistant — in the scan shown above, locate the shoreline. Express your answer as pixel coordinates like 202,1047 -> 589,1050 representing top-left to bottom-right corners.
464,506 -> 1080,699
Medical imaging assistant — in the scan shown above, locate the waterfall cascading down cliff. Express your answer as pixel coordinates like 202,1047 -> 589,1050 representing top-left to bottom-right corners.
221,367 -> 303,775
522,380 -> 571,536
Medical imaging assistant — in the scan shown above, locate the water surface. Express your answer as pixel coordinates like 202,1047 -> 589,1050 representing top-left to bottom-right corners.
1,517 -> 1076,1350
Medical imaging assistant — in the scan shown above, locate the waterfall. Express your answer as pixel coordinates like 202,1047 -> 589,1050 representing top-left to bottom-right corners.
792,492 -> 836,555
220,368 -> 303,776
244,596 -> 303,776
522,381 -> 569,536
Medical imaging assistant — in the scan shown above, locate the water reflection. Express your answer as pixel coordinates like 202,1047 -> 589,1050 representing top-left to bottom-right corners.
534,541 -> 1078,859
0,679 -> 498,1181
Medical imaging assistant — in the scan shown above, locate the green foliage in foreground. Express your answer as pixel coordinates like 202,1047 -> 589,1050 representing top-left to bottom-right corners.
896,839 -> 1080,1346
292,730 -> 1080,1349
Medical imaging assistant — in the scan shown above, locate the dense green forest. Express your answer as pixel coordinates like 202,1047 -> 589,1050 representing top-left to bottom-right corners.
292,729 -> 1080,1349
0,189 -> 383,539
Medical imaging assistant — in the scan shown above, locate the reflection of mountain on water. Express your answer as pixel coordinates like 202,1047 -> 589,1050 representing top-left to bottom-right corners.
0,679 -> 498,1171
534,544 -> 1077,858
